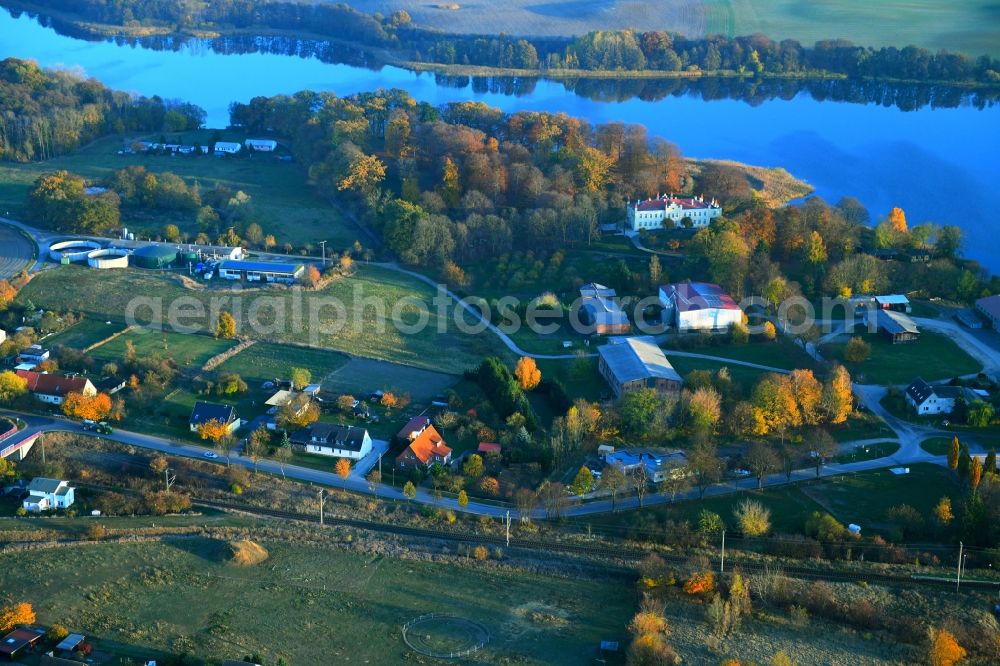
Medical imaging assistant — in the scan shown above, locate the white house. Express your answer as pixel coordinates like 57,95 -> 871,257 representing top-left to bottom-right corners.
213,141 -> 242,155
659,282 -> 743,332
0,328 -> 6,344
15,370 -> 97,405
245,138 -> 277,151
291,423 -> 372,460
18,345 -> 50,364
22,477 -> 74,512
627,194 -> 722,231
905,378 -> 978,415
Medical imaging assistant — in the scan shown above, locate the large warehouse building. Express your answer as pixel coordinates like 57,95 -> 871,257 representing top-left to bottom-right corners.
659,282 -> 743,332
218,260 -> 304,284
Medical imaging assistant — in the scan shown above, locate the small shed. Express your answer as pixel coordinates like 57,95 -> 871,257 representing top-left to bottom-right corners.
874,294 -> 911,313
0,628 -> 43,660
54,633 -> 85,652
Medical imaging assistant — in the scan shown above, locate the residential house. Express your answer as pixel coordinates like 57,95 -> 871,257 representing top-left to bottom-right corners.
17,345 -> 50,365
0,628 -> 43,660
976,294 -> 1000,331
213,141 -> 242,154
605,448 -> 687,484
22,477 -> 75,512
874,294 -> 911,313
15,370 -> 96,405
905,378 -> 979,415
189,401 -> 240,433
578,283 -> 630,335
597,336 -> 683,399
626,194 -> 722,231
396,425 -> 452,469
658,282 -> 743,332
873,309 -> 920,344
397,416 -> 431,443
245,138 -> 277,151
291,423 -> 372,460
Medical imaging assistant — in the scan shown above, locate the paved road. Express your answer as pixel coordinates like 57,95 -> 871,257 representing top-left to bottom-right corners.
0,223 -> 36,279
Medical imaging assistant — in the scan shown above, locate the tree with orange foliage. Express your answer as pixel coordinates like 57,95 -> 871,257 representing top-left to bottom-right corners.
683,571 -> 715,595
62,392 -> 112,421
380,391 -> 398,411
0,280 -> 17,309
514,357 -> 541,391
0,602 -> 35,632
479,476 -> 500,496
969,456 -> 983,491
197,418 -> 230,444
928,628 -> 966,666
302,264 -> 322,287
335,458 -> 351,480
888,207 -> 908,233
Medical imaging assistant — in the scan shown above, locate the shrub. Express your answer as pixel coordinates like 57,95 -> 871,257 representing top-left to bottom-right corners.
734,499 -> 771,537
46,624 -> 69,642
843,336 -> 871,363
802,581 -> 838,619
472,545 -> 489,561
87,523 -> 108,540
789,605 -> 809,627
224,539 -> 269,567
626,633 -> 680,666
628,611 -> 669,636
928,628 -> 966,666
683,571 -> 715,596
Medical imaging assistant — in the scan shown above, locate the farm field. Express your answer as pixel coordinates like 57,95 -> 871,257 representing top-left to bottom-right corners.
341,1 -> 1000,56
89,327 -> 237,371
43,318 -> 126,350
0,538 -> 635,665
819,330 -> 981,385
18,264 -> 508,374
217,341 -> 349,387
0,133 -> 360,249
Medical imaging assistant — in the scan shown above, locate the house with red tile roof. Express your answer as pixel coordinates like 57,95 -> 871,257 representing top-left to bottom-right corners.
395,425 -> 452,470
627,194 -> 721,231
15,370 -> 96,406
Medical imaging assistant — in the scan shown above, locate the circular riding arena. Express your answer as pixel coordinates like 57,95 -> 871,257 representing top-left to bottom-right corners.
49,239 -> 101,263
87,248 -> 130,269
402,614 -> 490,659
0,225 -> 36,278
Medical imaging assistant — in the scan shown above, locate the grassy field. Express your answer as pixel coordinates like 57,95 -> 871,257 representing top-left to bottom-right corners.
704,1 -> 1000,57
217,342 -> 349,387
668,355 -> 771,393
921,437 -> 952,456
89,328 -> 237,371
18,264 -> 509,374
0,133 -> 360,249
674,337 -> 815,371
0,538 -> 634,665
322,357 -> 458,404
820,331 -> 981,385
42,318 -> 126,350
834,440 -> 899,464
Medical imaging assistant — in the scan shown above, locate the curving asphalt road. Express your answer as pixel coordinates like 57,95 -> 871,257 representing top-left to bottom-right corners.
0,223 -> 36,279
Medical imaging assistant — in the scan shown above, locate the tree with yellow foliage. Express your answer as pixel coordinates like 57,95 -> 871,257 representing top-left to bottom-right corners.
927,628 -> 966,666
933,497 -> 953,526
214,311 -> 237,339
197,418 -> 230,444
514,356 -> 541,391
62,391 -> 113,421
888,207 -> 908,233
380,391 -> 398,411
0,602 -> 35,632
0,370 -> 28,405
821,364 -> 853,424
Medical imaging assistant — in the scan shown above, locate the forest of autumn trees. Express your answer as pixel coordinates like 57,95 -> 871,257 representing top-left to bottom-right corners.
21,1 -> 1000,84
0,57 -> 205,162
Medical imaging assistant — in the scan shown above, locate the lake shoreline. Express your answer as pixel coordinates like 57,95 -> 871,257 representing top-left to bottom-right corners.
5,0 -> 1000,92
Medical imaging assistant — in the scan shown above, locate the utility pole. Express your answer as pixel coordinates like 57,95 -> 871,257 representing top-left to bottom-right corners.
318,489 -> 325,526
40,436 -> 45,465
505,511 -> 511,547
164,468 -> 176,492
956,541 -> 963,591
720,529 -> 726,574
319,240 -> 327,266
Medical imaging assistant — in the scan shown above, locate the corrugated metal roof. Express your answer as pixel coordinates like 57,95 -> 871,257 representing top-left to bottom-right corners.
877,309 -> 919,335
598,336 -> 682,384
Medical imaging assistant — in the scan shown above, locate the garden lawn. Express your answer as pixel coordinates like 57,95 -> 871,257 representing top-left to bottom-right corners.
0,538 -> 634,665
217,342 -> 349,387
819,331 -> 981,385
88,328 -> 237,371
42,318 -> 126,350
0,133 -> 359,249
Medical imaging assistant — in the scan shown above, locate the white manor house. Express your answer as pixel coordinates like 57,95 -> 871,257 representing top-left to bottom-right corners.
626,194 -> 722,231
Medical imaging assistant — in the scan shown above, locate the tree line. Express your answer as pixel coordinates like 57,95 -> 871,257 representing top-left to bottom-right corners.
0,57 -> 205,162
17,2 -> 1000,85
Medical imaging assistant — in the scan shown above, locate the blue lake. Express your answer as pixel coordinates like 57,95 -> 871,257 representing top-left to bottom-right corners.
2,11 -> 999,272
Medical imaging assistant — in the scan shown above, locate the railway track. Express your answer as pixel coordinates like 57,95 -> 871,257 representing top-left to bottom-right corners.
190,497 -> 1000,591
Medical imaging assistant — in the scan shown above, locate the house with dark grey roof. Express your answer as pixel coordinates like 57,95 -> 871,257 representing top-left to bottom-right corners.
22,477 -> 74,512
905,378 -> 978,415
976,294 -> 1000,331
291,423 -> 372,460
597,336 -> 682,399
873,309 -> 920,344
578,283 -> 630,335
189,401 -> 240,433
